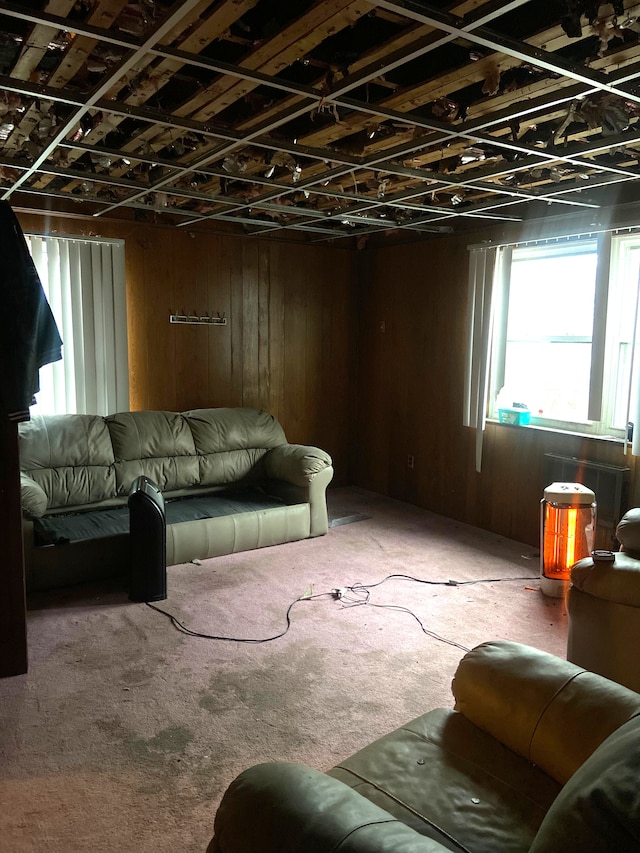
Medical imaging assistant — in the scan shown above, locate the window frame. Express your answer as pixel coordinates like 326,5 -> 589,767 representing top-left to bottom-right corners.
486,231 -> 638,441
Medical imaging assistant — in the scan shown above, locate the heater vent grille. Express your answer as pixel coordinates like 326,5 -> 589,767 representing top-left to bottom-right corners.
543,454 -> 630,534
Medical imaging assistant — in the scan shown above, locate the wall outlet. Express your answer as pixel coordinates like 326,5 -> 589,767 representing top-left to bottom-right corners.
407,454 -> 415,469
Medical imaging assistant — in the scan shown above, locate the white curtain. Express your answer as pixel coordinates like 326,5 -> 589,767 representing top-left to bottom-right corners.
463,245 -> 510,473
28,236 -> 129,416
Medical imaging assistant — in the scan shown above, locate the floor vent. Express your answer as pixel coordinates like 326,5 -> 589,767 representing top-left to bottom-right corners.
329,513 -> 371,528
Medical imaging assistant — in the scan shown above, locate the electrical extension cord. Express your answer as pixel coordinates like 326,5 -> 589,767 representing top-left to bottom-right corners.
147,573 -> 536,647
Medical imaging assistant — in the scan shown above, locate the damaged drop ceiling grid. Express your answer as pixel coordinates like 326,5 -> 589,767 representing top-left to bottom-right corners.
2,0 -> 640,241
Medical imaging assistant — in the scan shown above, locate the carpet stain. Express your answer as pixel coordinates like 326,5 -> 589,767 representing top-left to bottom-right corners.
198,647 -> 323,717
121,666 -> 155,685
95,719 -> 193,761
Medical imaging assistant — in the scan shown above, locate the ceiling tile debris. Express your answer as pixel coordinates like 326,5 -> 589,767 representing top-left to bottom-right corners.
3,0 -> 640,239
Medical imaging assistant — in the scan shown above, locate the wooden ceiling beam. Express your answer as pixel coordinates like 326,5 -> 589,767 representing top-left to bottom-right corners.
113,0 -> 373,168
8,0 -> 76,81
45,0 -> 130,90
31,0 -> 258,190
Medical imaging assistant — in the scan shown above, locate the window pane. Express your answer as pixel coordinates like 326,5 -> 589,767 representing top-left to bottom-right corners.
499,241 -> 597,424
503,341 -> 592,422
509,248 -> 597,340
607,240 -> 640,431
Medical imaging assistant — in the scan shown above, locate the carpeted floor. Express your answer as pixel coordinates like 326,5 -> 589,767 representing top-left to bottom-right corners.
0,487 -> 568,853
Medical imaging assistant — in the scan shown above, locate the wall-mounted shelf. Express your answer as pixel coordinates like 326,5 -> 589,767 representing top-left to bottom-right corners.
170,313 -> 227,326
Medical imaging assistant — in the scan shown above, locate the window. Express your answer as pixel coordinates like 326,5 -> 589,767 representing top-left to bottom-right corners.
492,238 -> 601,431
28,235 -> 129,416
464,232 -> 640,468
606,235 -> 640,433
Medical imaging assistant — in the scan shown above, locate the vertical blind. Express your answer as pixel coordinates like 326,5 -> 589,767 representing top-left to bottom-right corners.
463,246 -> 512,473
28,236 -> 129,416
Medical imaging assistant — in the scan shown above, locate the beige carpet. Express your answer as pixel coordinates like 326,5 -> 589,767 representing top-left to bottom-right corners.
0,488 -> 568,853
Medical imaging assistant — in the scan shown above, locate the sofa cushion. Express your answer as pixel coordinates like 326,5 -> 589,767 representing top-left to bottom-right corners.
530,715 -> 640,852
18,414 -> 117,509
32,487 -> 287,545
328,707 -> 561,853
106,411 -> 199,495
20,473 -> 49,517
34,506 -> 130,544
183,408 -> 287,486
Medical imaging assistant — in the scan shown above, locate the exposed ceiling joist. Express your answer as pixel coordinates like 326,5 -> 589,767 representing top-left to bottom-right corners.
2,0 -> 640,239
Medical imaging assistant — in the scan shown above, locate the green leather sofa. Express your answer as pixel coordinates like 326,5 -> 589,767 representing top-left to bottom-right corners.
208,640 -> 640,853
18,407 -> 333,591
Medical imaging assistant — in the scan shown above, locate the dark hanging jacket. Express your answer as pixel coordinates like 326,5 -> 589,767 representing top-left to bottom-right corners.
0,201 -> 62,422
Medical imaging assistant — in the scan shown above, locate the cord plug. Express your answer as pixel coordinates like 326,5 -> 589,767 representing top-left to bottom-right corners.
332,587 -> 347,599
445,579 -> 458,586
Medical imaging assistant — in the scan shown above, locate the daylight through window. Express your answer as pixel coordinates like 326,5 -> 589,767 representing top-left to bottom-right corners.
28,235 -> 129,416
466,231 -> 640,448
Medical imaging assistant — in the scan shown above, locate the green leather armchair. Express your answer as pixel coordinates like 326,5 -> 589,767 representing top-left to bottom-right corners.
568,507 -> 640,693
207,640 -> 640,853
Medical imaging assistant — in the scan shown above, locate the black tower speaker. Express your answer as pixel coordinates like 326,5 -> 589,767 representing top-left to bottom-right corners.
128,475 -> 167,602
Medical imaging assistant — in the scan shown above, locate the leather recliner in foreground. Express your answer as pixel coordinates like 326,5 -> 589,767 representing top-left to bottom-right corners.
207,640 -> 640,853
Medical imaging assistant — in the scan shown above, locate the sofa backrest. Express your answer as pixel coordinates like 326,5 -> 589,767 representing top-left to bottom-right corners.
182,407 -> 287,486
18,414 -> 117,510
19,407 -> 291,512
106,411 -> 199,496
616,508 -> 640,557
529,714 -> 640,852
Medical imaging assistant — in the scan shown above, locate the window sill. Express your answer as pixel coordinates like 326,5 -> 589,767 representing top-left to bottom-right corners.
486,418 -> 625,445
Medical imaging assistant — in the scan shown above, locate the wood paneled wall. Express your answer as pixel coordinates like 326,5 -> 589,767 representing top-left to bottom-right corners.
16,213 -> 357,485
15,209 -> 640,547
354,233 -> 640,548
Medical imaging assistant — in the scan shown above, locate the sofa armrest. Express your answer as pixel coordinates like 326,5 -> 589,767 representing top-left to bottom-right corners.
264,444 -> 332,487
209,762 -> 452,853
452,640 -> 640,785
571,554 -> 640,606
264,445 -> 333,537
20,472 -> 48,517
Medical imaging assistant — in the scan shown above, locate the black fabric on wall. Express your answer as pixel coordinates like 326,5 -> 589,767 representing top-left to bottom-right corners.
0,202 -> 62,422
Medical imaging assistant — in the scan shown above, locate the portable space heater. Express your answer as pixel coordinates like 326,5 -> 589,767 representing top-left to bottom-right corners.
540,482 -> 596,598
128,475 -> 167,602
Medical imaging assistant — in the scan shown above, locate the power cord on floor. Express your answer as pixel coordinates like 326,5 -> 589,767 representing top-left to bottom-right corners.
145,572 -> 537,650
145,592 -> 333,643
330,574 -> 537,652
352,573 -> 539,590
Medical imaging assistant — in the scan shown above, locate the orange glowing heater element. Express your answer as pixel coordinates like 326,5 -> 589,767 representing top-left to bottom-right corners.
543,505 -> 579,576
565,507 -> 577,568
540,483 -> 596,597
